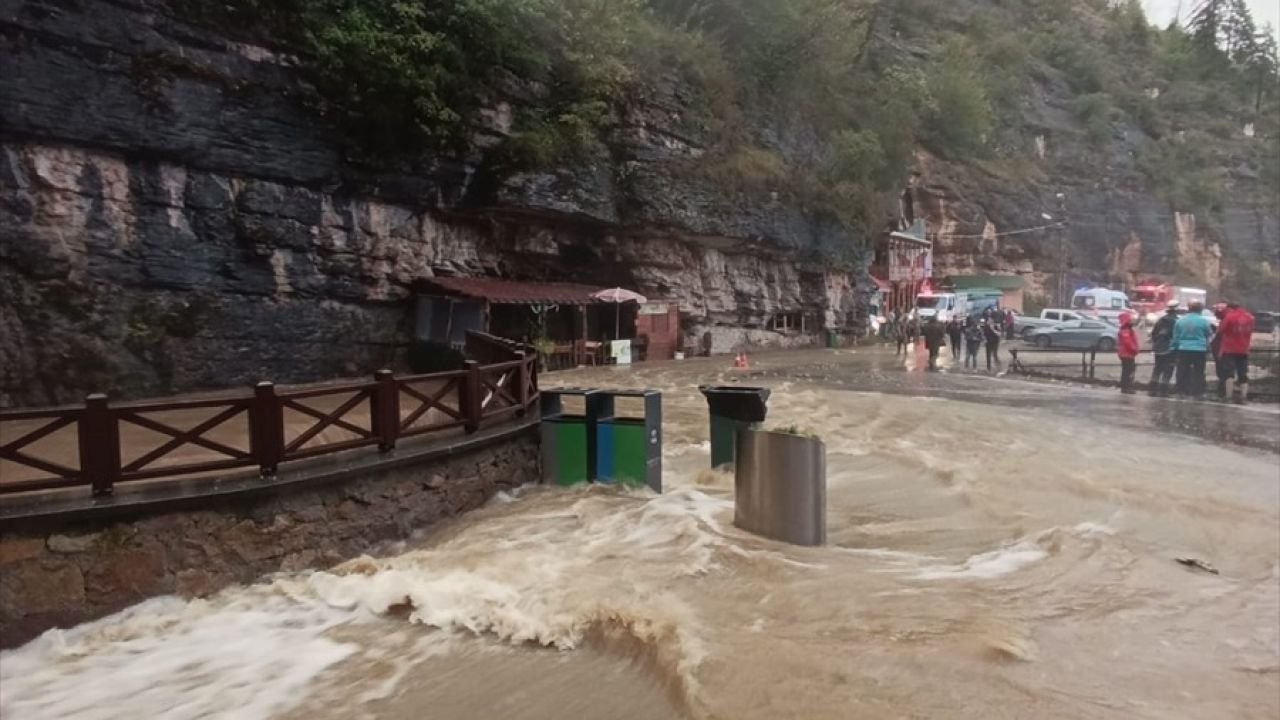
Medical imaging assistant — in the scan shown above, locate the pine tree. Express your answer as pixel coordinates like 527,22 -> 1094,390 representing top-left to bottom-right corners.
1243,26 -> 1279,111
1188,0 -> 1228,52
1223,0 -> 1257,62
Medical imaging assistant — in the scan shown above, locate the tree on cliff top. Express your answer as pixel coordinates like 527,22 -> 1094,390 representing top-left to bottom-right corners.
923,39 -> 993,161
174,0 -> 1278,239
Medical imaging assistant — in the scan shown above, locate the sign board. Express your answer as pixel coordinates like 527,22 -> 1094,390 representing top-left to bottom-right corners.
610,340 -> 632,365
639,303 -> 668,316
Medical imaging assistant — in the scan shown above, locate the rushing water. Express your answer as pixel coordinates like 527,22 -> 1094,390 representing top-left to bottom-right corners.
4,349 -> 1279,720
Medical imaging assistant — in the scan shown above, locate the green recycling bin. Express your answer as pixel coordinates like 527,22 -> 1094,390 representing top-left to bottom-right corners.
594,390 -> 662,492
540,389 -> 603,486
826,330 -> 840,348
699,386 -> 771,470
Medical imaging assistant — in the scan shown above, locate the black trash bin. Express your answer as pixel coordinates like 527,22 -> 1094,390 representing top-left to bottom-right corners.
699,386 -> 771,469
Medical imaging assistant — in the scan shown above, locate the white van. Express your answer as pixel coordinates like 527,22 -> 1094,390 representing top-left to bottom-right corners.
1072,288 -> 1131,322
916,293 -> 965,323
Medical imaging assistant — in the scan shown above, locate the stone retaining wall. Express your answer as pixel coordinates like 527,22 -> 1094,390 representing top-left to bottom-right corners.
0,432 -> 538,648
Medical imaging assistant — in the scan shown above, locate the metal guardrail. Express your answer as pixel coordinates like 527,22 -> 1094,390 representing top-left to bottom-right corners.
0,354 -> 538,497
1007,345 -> 1280,400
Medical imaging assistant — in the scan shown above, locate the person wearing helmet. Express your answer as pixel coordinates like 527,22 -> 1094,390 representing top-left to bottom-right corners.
1172,300 -> 1213,398
1148,300 -> 1179,396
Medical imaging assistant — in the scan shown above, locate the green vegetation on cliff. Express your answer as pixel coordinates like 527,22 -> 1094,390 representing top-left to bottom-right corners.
179,0 -> 1279,256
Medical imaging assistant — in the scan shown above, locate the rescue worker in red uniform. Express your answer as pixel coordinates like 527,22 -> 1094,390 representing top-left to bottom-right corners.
1117,312 -> 1140,394
1217,302 -> 1256,403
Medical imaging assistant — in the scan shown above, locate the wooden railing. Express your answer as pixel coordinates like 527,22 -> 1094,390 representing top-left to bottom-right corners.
464,331 -> 534,366
0,355 -> 538,497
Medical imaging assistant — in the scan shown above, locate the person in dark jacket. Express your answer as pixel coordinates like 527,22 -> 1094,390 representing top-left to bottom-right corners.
1210,304 -> 1230,398
964,318 -> 983,369
982,319 -> 1002,370
1148,301 -> 1179,396
922,317 -> 947,371
1117,312 -> 1140,394
946,317 -> 964,361
894,317 -> 910,356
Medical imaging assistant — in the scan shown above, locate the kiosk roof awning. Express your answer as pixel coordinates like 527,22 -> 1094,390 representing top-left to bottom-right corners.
419,277 -> 611,305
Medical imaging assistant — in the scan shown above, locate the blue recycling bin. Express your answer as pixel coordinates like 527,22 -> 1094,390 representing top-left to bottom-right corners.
594,390 -> 662,492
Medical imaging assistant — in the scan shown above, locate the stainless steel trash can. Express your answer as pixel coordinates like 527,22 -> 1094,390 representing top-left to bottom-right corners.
734,429 -> 826,546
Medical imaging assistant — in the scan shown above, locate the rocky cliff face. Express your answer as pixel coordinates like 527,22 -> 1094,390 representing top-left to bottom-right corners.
905,55 -> 1278,308
0,0 -> 867,406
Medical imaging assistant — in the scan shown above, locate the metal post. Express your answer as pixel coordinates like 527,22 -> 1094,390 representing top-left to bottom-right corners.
1055,193 -> 1069,307
372,369 -> 399,451
250,381 -> 283,477
460,360 -> 482,433
79,394 -> 120,496
514,352 -> 529,416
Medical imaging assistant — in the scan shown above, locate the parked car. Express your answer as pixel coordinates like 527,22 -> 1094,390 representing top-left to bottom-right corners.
1255,311 -> 1277,335
1012,308 -> 1086,338
1027,319 -> 1120,351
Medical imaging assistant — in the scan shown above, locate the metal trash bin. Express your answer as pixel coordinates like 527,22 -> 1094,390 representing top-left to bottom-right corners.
699,386 -> 771,469
734,429 -> 826,546
594,390 -> 662,492
540,389 -> 604,486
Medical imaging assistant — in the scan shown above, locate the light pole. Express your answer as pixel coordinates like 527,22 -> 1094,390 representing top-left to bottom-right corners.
1053,193 -> 1068,307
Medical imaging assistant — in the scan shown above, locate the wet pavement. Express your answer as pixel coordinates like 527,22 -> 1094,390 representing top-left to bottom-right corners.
734,346 -> 1280,453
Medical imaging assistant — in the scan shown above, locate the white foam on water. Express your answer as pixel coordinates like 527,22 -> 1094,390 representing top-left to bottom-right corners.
665,440 -> 711,457
0,487 -> 747,720
913,541 -> 1050,580
1073,521 -> 1118,537
0,591 -> 358,720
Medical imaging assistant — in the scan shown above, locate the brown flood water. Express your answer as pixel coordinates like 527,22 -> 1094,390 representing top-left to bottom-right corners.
3,348 -> 1278,720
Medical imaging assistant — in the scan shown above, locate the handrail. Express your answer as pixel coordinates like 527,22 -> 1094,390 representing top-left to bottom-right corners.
1007,345 -> 1278,399
0,354 -> 538,497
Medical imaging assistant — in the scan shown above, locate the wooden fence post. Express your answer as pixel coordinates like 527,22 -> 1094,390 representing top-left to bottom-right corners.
372,369 -> 399,451
528,349 -> 539,397
79,394 -> 120,497
514,352 -> 529,416
460,360 -> 482,433
250,381 -> 283,477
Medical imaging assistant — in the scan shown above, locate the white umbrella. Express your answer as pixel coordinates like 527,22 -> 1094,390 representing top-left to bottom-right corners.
591,287 -> 647,338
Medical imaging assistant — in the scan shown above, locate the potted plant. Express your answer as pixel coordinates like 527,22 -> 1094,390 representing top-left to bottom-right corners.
532,337 -> 557,372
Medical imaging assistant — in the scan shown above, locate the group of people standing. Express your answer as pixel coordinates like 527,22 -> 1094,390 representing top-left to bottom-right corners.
920,310 -> 1007,372
943,314 -> 1005,371
885,307 -> 1013,373
1121,299 -> 1255,401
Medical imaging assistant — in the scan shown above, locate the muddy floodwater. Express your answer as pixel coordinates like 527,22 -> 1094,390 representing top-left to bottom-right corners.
4,348 -> 1278,719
